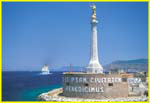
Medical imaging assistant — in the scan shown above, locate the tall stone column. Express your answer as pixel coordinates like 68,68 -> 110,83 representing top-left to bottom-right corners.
87,4 -> 103,74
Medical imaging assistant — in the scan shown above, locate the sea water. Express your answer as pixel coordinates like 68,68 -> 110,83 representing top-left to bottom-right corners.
2,71 -> 62,101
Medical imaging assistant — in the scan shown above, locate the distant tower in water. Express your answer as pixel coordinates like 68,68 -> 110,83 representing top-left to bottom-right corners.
41,64 -> 50,75
87,4 -> 103,73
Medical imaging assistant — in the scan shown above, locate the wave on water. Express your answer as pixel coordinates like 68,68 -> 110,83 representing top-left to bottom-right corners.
39,73 -> 53,75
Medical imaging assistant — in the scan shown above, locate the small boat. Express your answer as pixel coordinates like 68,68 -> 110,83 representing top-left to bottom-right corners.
41,64 -> 50,75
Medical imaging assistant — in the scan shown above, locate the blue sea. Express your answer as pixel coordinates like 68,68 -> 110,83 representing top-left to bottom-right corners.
2,71 -> 62,101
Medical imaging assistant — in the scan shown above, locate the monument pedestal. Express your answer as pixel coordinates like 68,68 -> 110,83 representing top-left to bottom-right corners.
86,4 -> 103,73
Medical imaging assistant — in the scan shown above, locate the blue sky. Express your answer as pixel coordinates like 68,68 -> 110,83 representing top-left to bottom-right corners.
2,2 -> 148,71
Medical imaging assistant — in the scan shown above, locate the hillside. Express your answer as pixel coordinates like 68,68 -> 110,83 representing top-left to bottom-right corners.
103,59 -> 148,72
54,59 -> 148,72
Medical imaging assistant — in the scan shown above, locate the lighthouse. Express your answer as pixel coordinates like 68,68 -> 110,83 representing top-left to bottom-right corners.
62,4 -> 134,100
86,4 -> 103,74
61,4 -> 134,100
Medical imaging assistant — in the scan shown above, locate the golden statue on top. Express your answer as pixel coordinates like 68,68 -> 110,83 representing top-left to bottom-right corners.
91,4 -> 97,20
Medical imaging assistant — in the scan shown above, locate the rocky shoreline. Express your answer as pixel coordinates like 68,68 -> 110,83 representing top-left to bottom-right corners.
38,88 -> 148,101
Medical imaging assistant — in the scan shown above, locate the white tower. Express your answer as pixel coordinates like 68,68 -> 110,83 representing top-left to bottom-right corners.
87,4 -> 103,74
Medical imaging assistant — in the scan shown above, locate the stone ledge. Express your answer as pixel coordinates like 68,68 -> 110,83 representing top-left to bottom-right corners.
38,88 -> 148,101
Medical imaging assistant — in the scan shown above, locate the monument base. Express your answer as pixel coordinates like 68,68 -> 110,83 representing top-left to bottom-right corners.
62,72 -> 134,99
